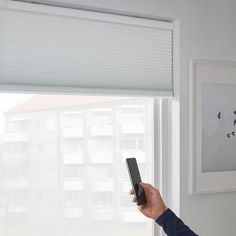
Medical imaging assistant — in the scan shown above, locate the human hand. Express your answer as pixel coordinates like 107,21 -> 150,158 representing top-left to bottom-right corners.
130,182 -> 167,220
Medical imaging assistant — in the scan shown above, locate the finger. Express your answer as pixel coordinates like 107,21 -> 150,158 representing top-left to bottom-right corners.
140,182 -> 151,189
140,182 -> 148,187
138,205 -> 144,211
129,189 -> 134,195
132,196 -> 137,203
141,182 -> 155,191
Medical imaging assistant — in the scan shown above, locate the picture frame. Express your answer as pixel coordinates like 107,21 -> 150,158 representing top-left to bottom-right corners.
189,60 -> 236,194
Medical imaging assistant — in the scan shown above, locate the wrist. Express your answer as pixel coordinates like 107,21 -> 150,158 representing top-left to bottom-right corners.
155,205 -> 168,220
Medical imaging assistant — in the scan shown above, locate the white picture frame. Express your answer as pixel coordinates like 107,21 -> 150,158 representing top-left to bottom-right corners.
189,60 -> 236,194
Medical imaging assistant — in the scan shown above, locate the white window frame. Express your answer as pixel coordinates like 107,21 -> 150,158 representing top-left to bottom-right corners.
152,98 -> 180,236
152,17 -> 179,236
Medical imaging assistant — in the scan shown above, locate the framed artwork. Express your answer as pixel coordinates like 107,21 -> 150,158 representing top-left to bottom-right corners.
189,60 -> 236,194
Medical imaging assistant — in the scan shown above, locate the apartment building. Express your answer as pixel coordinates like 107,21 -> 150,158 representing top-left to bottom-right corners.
0,95 -> 152,236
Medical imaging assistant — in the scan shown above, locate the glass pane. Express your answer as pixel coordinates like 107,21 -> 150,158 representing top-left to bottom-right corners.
0,94 -> 153,236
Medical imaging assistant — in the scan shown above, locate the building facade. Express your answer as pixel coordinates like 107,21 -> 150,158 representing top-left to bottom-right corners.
0,95 -> 153,236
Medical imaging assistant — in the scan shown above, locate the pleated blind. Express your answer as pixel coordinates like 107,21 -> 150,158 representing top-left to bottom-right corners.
0,3 -> 173,96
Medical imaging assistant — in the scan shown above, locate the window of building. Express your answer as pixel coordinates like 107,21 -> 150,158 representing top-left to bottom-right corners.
6,118 -> 29,133
88,138 -> 113,164
46,119 -> 55,131
63,165 -> 84,179
61,112 -> 84,138
87,109 -> 113,136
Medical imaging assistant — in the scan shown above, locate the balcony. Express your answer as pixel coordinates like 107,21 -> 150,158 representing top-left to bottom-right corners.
8,205 -> 28,214
123,210 -> 146,223
2,154 -> 27,165
120,122 -> 144,134
121,181 -> 131,192
91,181 -> 113,192
89,153 -> 113,164
89,125 -> 112,136
64,207 -> 84,218
93,208 -> 113,220
3,133 -> 29,142
1,179 -> 29,189
87,109 -> 112,137
63,154 -> 84,164
64,180 -> 84,191
121,151 -> 146,163
62,128 -> 83,138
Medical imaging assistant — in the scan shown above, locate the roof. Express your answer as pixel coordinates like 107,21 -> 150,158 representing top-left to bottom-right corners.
5,94 -> 127,113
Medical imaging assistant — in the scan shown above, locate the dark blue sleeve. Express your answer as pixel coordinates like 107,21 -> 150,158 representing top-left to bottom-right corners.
155,209 -> 198,236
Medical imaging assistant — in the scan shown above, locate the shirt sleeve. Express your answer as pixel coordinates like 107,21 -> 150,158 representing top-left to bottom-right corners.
155,209 -> 198,236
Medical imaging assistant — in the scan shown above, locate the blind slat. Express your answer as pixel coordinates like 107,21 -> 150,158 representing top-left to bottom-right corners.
0,7 -> 173,96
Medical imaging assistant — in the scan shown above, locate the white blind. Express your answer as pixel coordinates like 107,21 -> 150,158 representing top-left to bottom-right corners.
0,4 -> 173,96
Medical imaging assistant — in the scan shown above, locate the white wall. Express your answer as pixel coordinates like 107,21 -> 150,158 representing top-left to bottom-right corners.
56,0 -> 236,235
1,0 -> 236,235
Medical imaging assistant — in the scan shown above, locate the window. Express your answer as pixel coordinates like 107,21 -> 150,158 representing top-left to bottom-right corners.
88,138 -> 113,164
0,6 -> 175,235
88,165 -> 113,180
63,165 -> 84,179
87,109 -> 113,136
46,119 -> 55,131
61,112 -> 84,138
118,106 -> 146,134
0,93 -> 154,236
64,191 -> 85,218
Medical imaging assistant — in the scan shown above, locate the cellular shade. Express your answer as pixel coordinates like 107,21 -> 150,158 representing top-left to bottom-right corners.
0,3 -> 173,95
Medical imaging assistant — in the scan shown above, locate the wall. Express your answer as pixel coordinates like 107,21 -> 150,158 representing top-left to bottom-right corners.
1,0 -> 236,235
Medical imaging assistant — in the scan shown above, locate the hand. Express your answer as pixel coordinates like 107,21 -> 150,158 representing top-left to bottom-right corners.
130,182 -> 167,220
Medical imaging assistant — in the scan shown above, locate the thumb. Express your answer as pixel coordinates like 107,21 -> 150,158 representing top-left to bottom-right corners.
140,182 -> 150,189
